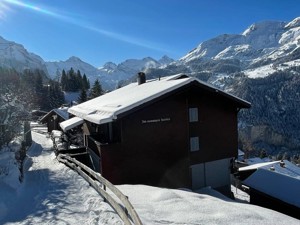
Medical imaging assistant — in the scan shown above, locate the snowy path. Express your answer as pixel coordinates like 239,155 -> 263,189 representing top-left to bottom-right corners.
1,131 -> 299,224
0,131 -> 122,225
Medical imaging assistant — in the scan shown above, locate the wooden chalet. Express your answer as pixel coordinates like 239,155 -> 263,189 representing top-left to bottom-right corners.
40,107 -> 69,132
60,73 -> 250,195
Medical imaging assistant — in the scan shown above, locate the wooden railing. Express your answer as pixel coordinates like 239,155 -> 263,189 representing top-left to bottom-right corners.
57,154 -> 143,225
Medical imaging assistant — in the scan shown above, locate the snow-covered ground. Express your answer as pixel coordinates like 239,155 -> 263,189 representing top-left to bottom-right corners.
0,130 -> 299,224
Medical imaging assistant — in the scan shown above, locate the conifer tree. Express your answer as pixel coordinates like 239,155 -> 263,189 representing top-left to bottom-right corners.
82,73 -> 90,90
78,87 -> 87,103
61,69 -> 67,91
89,79 -> 103,99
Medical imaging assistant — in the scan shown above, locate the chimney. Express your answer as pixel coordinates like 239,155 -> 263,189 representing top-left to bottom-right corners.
137,72 -> 146,85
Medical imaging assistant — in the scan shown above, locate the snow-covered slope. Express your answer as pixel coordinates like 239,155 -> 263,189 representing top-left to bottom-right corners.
1,130 -> 299,224
0,36 -> 47,73
180,17 -> 300,72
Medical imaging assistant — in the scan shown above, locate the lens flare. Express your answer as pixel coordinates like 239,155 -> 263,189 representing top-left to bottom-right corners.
3,0 -> 168,52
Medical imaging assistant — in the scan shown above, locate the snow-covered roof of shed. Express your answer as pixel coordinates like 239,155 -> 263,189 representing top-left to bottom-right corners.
243,168 -> 300,208
68,74 -> 251,124
53,107 -> 69,120
39,107 -> 69,122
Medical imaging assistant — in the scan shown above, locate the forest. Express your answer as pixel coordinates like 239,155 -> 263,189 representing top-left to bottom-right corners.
0,67 -> 103,148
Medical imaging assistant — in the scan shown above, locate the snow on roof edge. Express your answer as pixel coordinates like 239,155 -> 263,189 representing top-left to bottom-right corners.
60,116 -> 84,132
68,74 -> 250,124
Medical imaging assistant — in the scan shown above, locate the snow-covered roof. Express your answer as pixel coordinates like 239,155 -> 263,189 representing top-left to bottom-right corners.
68,74 -> 251,125
59,117 -> 84,132
40,107 -> 69,122
240,160 -> 300,179
53,107 -> 69,120
243,168 -> 300,208
239,161 -> 280,171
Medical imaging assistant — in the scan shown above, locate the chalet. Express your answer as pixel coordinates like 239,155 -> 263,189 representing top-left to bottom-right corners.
60,73 -> 250,196
40,107 -> 69,132
239,160 -> 300,219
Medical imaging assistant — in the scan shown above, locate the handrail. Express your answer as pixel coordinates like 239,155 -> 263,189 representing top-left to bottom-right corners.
57,154 -> 143,225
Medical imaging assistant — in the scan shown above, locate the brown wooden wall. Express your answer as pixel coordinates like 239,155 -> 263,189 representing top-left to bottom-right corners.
187,88 -> 238,165
101,93 -> 190,188
98,85 -> 239,189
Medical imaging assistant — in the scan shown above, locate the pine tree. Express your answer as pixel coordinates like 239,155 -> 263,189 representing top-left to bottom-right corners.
78,87 -> 87,103
89,79 -> 103,99
82,74 -> 90,90
61,69 -> 67,91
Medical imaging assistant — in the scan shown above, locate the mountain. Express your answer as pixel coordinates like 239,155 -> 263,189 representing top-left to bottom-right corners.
45,56 -> 101,81
0,36 -> 47,73
0,35 -> 174,89
98,56 -> 174,89
45,56 -> 174,89
179,18 -> 300,75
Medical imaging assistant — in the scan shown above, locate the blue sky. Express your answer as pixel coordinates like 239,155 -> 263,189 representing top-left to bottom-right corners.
0,0 -> 299,67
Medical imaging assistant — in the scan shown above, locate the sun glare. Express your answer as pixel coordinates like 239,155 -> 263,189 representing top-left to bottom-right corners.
2,0 -> 168,52
0,1 -> 10,20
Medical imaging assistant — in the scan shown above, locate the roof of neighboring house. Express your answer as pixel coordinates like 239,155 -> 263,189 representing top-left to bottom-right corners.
239,160 -> 300,179
68,74 -> 251,125
243,167 -> 300,208
40,107 -> 69,123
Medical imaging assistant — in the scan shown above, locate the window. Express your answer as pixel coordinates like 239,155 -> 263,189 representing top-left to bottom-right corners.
189,108 -> 198,122
190,136 -> 200,152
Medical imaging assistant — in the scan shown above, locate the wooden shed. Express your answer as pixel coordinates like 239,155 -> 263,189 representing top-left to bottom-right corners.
40,107 -> 69,132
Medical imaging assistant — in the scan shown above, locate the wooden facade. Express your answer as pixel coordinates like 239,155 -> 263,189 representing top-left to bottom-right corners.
75,78 -> 250,194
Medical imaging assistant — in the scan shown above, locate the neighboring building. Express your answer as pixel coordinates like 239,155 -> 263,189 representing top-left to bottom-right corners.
60,73 -> 250,195
40,107 -> 69,132
239,160 -> 300,219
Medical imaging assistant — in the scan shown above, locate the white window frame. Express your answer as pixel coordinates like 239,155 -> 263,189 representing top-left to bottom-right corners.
189,107 -> 198,122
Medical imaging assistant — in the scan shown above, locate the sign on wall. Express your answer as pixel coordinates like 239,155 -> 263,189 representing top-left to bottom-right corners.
141,117 -> 171,124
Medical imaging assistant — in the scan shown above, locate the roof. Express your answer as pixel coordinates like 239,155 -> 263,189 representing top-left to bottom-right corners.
243,168 -> 300,208
239,161 -> 280,171
239,160 -> 300,179
68,74 -> 251,125
40,107 -> 69,122
59,117 -> 84,132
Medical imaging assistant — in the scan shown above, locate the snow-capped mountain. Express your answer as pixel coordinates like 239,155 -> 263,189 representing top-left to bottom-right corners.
98,56 -> 174,89
180,17 -> 300,74
45,55 -> 174,89
45,56 -> 100,80
0,36 -> 47,73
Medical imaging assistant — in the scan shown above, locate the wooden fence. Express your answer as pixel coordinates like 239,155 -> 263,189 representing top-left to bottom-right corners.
57,154 -> 143,225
